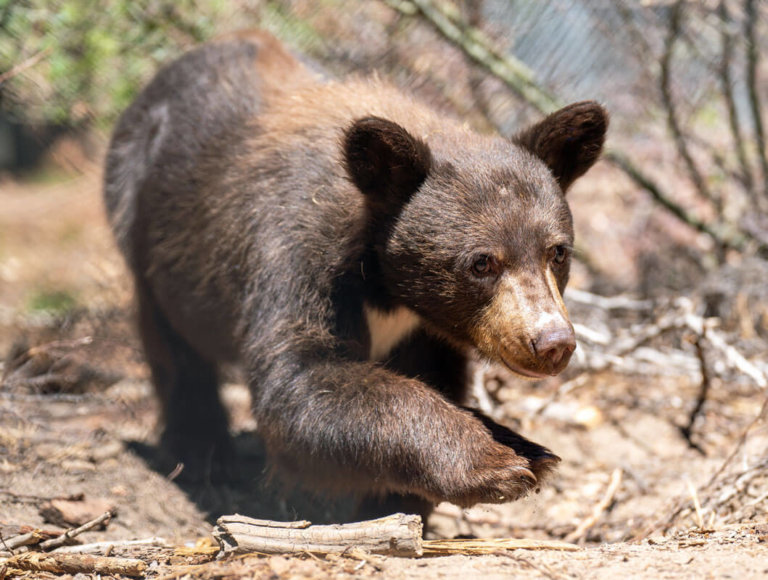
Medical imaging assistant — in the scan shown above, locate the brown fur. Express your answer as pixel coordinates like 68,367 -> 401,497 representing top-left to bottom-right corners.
103,31 -> 608,515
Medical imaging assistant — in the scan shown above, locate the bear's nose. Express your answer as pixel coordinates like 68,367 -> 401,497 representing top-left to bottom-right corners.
531,326 -> 576,373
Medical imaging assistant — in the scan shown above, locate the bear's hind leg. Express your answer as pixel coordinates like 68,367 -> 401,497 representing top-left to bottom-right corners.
136,281 -> 233,481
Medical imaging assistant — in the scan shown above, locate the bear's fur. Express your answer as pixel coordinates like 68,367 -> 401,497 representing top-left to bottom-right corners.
104,30 -> 607,512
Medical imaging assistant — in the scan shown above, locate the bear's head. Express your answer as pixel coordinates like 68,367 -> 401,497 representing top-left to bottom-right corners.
344,102 -> 608,378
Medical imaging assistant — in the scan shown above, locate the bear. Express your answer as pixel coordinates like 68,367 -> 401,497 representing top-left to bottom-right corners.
104,29 -> 607,515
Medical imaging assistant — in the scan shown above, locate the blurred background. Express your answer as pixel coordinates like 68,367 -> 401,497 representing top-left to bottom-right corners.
1,0 -> 768,547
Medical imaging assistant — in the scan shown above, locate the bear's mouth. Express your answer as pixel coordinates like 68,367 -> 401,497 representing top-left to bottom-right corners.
499,355 -> 551,380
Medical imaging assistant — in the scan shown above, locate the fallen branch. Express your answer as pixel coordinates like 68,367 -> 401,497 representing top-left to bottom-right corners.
38,511 -> 114,551
422,537 -> 579,554
565,468 -> 623,543
0,512 -> 114,557
690,316 -> 768,388
1,531 -> 45,553
0,531 -> 46,557
214,513 -> 423,557
54,536 -> 169,554
568,295 -> 767,389
5,551 -> 146,577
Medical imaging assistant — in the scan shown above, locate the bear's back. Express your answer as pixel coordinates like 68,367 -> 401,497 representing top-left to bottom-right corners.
103,30 -> 312,265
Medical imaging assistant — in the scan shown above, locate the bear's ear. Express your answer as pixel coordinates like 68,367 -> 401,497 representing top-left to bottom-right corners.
344,116 -> 432,207
513,101 -> 608,193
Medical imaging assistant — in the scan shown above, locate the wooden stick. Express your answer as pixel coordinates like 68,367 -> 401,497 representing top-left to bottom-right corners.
38,511 -> 114,551
1,531 -> 45,552
422,537 -> 579,554
214,513 -> 423,557
6,552 -> 146,577
54,536 -> 169,554
565,468 -> 623,543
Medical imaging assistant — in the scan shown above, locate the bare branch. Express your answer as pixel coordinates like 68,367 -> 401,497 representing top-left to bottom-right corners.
718,0 -> 756,197
384,0 -> 561,114
660,0 -> 719,210
744,0 -> 768,199
604,150 -> 745,251
679,327 -> 712,455
385,0 -> 764,254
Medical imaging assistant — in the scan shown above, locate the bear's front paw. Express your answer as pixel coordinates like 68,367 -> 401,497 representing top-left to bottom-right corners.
421,414 -> 560,507
470,409 -> 561,485
441,443 -> 555,507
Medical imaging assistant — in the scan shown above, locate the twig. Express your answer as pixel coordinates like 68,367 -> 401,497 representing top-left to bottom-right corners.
679,329 -> 711,454
54,536 -> 169,554
214,513 -> 423,557
6,552 -> 146,577
0,531 -> 45,553
682,310 -> 768,388
0,48 -> 52,86
38,511 -> 114,551
422,537 -> 579,554
565,468 -> 623,544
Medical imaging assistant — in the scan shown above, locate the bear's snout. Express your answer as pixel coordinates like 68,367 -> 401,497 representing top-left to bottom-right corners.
531,324 -> 576,374
471,270 -> 576,379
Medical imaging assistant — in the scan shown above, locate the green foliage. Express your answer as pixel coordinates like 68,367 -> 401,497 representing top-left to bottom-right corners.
0,0 -> 227,128
27,288 -> 78,314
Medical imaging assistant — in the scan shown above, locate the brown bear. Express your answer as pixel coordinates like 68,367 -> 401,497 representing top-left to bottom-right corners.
104,30 -> 607,514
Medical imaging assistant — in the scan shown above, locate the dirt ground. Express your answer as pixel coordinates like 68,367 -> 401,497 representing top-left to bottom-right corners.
1,159 -> 768,578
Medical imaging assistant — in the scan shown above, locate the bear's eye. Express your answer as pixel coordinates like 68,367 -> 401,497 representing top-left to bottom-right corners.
551,245 -> 570,265
471,255 -> 497,278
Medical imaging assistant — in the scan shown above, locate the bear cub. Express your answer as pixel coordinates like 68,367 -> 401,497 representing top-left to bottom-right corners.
104,30 -> 607,513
